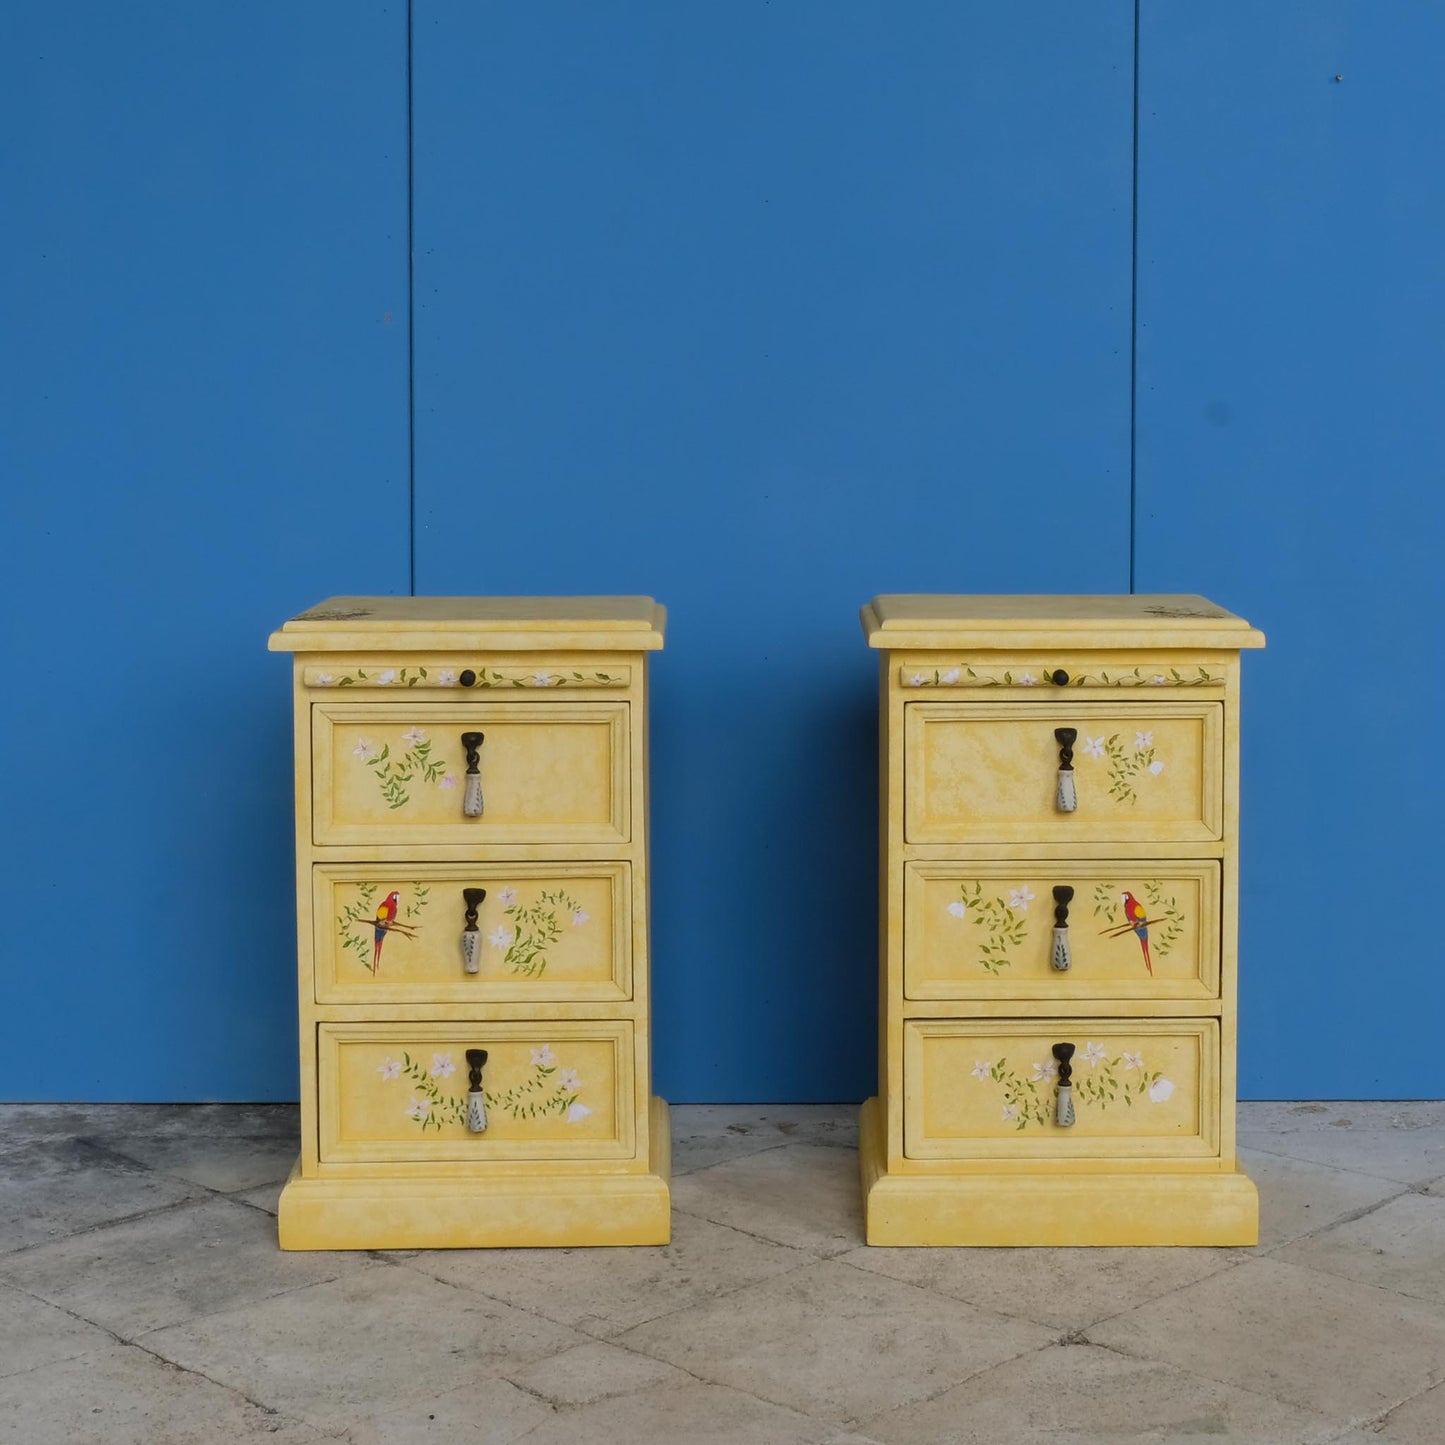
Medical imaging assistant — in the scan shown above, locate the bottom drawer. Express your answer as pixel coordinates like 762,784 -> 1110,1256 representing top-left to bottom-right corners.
904,1018 -> 1218,1161
318,1020 -> 634,1164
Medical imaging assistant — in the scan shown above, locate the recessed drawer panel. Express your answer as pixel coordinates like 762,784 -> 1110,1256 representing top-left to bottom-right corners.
311,702 -> 629,846
313,863 -> 630,1005
904,702 -> 1222,844
904,1018 -> 1218,1161
904,861 -> 1220,1001
318,1021 -> 634,1164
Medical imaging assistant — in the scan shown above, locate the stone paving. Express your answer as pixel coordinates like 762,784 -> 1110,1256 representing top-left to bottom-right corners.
1,1101 -> 1442,1443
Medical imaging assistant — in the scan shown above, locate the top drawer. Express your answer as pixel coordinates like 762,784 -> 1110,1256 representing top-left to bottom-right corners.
312,702 -> 629,847
905,701 -> 1222,845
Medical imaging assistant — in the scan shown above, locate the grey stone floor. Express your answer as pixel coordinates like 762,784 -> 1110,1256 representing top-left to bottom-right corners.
1,1104 -> 1443,1444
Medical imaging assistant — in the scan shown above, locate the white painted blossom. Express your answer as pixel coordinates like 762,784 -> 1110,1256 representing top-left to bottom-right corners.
1148,1077 -> 1176,1103
401,726 -> 427,746
971,1059 -> 994,1081
909,672 -> 927,687
1081,736 -> 1106,760
1134,730 -> 1153,750
1081,1040 -> 1107,1068
376,669 -> 397,685
376,1057 -> 401,1081
531,671 -> 556,686
1150,674 -> 1167,686
558,1068 -> 581,1091
1031,1059 -> 1059,1082
437,669 -> 458,686
351,738 -> 377,761
439,774 -> 457,789
430,1053 -> 456,1079
315,672 -> 335,686
1148,759 -> 1165,775
1001,1103 -> 1019,1121
498,886 -> 518,907
566,1102 -> 592,1124
940,668 -> 961,685
571,908 -> 590,927
947,900 -> 968,919
1122,1051 -> 1145,1072
487,926 -> 515,949
531,1045 -> 556,1068
1019,672 -> 1037,686
406,1097 -> 428,1121
1007,885 -> 1036,911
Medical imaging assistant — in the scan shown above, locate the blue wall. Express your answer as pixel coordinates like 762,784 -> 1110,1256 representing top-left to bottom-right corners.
4,4 -> 1440,1100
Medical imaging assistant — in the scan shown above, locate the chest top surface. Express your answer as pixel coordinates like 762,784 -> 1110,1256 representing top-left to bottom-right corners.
270,596 -> 667,653
861,594 -> 1264,652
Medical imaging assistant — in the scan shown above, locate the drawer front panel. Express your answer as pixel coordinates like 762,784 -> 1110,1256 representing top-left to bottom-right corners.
312,702 -> 629,846
904,1018 -> 1218,1160
904,702 -> 1222,844
314,863 -> 630,1005
318,1021 -> 634,1164
904,861 -> 1220,1001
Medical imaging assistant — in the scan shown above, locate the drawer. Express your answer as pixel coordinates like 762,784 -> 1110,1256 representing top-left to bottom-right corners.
904,701 -> 1222,844
904,861 -> 1220,1001
318,1021 -> 634,1164
904,1018 -> 1218,1160
313,863 -> 630,1005
311,702 -> 629,846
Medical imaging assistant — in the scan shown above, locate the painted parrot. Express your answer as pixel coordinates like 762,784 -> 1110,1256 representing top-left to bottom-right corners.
1120,891 -> 1152,975
373,890 -> 401,973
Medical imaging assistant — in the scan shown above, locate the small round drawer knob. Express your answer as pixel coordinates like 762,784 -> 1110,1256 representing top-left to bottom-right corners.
459,669 -> 477,687
1051,669 -> 1070,685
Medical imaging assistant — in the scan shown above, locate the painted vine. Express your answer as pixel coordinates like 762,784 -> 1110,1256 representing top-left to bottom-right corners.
971,1044 -> 1175,1131
350,727 -> 451,810
903,664 -> 1221,689
488,886 -> 588,978
378,1046 -> 592,1132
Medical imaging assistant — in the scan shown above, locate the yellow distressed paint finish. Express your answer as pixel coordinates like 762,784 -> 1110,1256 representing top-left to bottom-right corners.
862,595 -> 1263,1247
904,861 -> 1219,1000
269,597 -> 670,1249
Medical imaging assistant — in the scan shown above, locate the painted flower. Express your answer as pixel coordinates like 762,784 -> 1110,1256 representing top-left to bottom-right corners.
1081,1041 -> 1107,1068
376,1057 -> 401,1081
1148,759 -> 1165,776
947,900 -> 968,919
1081,736 -> 1106,760
406,1097 -> 429,1121
1001,1103 -> 1019,1122
1149,674 -> 1167,686
566,1102 -> 592,1124
971,1059 -> 994,1081
487,926 -> 515,949
351,738 -> 378,761
437,669 -> 458,686
531,671 -> 556,686
940,668 -> 961,685
1007,886 -> 1036,911
1122,1051 -> 1145,1072
401,726 -> 427,746
315,672 -> 335,686
430,1053 -> 456,1079
558,1068 -> 581,1091
1031,1059 -> 1059,1082
498,886 -> 518,907
1148,1077 -> 1176,1103
376,669 -> 397,685
439,774 -> 457,789
1134,730 -> 1153,750
531,1045 -> 556,1068
1019,672 -> 1037,687
571,908 -> 590,927
908,671 -> 928,687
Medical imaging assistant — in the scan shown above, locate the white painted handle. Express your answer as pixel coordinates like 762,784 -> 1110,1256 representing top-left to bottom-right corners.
1051,926 -> 1071,972
463,773 -> 484,817
461,929 -> 481,975
1056,770 -> 1077,812
467,1091 -> 488,1134
1055,1084 -> 1075,1127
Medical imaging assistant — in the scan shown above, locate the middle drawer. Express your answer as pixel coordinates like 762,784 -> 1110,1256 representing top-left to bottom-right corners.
904,860 -> 1220,1001
313,863 -> 631,1005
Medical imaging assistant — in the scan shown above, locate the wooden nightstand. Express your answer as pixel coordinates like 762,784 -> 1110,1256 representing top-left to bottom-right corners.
268,597 -> 670,1249
859,595 -> 1264,1246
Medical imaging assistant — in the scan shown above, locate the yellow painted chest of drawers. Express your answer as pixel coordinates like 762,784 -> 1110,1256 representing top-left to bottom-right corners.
268,597 -> 671,1249
859,595 -> 1265,1246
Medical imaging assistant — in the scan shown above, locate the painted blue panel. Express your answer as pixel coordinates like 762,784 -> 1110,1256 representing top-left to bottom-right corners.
412,3 -> 1135,1099
1,4 -> 410,1098
1137,5 -> 1445,1095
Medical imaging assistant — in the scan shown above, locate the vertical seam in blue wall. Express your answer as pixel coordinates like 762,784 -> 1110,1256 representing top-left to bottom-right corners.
406,0 -> 417,595
1128,0 -> 1140,593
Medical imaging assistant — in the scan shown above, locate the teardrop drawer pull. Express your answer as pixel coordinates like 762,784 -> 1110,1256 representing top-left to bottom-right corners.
1053,1042 -> 1076,1126
466,1049 -> 489,1133
460,888 -> 487,974
1051,886 -> 1074,971
1054,728 -> 1077,812
460,732 -> 485,817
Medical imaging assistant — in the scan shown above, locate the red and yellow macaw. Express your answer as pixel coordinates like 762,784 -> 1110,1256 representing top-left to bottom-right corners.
1120,890 -> 1152,975
373,890 -> 401,973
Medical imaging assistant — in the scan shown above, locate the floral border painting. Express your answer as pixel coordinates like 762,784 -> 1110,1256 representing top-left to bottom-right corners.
971,1043 -> 1176,1131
